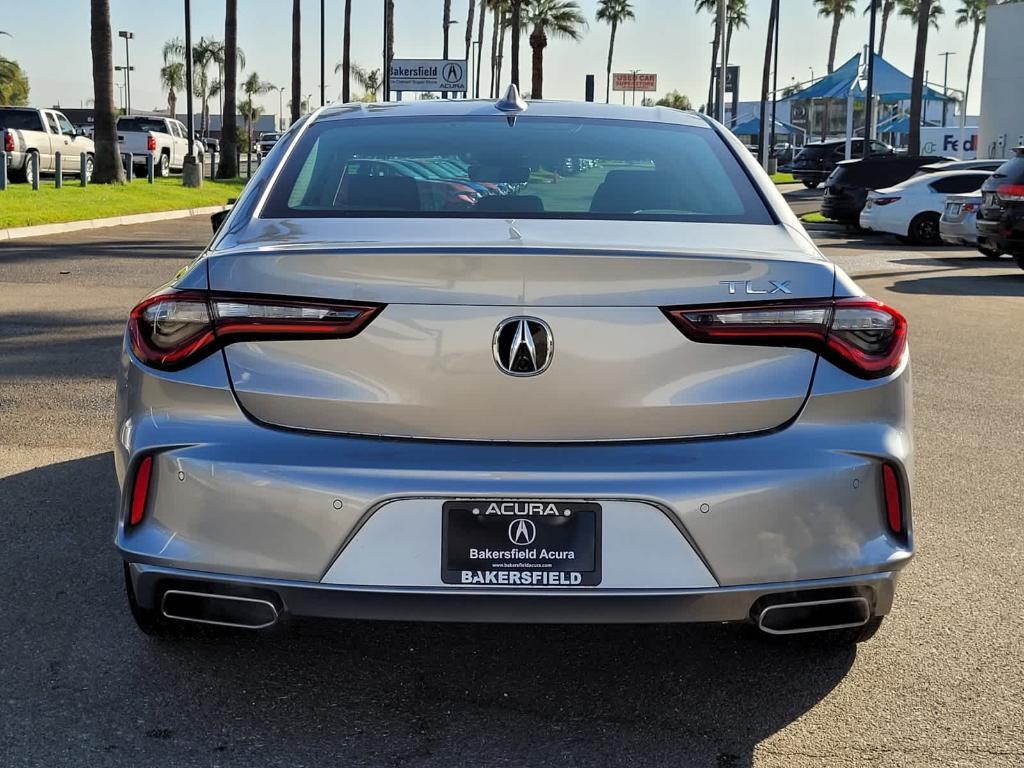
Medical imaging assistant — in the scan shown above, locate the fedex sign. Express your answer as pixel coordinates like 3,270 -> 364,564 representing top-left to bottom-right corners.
920,126 -> 979,159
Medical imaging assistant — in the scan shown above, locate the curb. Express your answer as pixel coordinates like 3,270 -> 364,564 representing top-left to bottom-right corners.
0,205 -> 229,241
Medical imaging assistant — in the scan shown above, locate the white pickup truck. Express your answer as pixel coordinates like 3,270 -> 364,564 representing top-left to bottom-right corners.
1,106 -> 95,183
116,115 -> 204,177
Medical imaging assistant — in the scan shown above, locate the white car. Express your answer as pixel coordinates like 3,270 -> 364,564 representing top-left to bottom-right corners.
860,170 -> 992,245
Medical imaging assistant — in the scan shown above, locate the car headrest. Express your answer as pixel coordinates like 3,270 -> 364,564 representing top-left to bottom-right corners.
473,194 -> 545,213
338,175 -> 420,211
589,170 -> 682,213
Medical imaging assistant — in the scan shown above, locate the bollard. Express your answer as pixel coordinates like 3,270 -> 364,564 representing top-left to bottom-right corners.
30,152 -> 40,190
124,153 -> 133,182
54,152 -> 62,188
210,149 -> 217,179
146,153 -> 155,184
80,152 -> 88,187
0,150 -> 7,191
246,148 -> 252,180
236,147 -> 241,178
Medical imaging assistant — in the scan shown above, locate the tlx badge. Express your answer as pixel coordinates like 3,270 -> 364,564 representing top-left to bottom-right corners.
720,280 -> 792,295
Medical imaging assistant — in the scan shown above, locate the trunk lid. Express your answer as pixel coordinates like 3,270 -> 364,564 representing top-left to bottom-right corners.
209,219 -> 834,441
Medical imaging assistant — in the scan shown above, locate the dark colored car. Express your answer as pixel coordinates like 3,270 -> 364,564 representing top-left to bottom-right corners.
790,139 -> 894,189
976,147 -> 1024,269
822,155 -> 952,226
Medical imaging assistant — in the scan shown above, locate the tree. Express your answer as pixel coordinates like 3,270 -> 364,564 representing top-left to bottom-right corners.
814,0 -> 856,74
342,0 -> 352,102
475,0 -> 487,96
723,0 -> 748,85
525,0 -> 587,99
386,0 -> 395,96
955,0 -> 985,116
334,63 -> 383,101
291,0 -> 301,124
89,0 -> 124,183
654,90 -> 692,110
241,72 -> 274,158
864,0 -> 897,57
596,0 -> 636,104
908,0 -> 934,154
163,36 -> 243,137
695,0 -> 722,116
0,58 -> 30,105
510,0 -> 524,87
219,0 -> 239,178
442,0 -> 452,98
494,1 -> 511,96
898,0 -> 943,31
159,62 -> 184,118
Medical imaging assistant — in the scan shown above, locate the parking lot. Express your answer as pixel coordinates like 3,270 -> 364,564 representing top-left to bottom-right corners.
1,216 -> 1022,767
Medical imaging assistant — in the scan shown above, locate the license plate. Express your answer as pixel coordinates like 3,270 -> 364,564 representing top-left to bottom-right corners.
946,203 -> 962,217
442,500 -> 601,586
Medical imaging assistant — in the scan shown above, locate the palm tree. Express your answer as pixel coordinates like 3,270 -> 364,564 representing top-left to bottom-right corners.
488,0 -> 502,97
341,0 -> 352,102
864,0 -> 897,57
219,0 -> 239,178
955,0 -> 985,115
908,0 -> 935,154
334,62 -> 383,100
814,0 -> 856,74
89,0 -> 124,183
596,0 -> 636,104
442,0 -> 453,98
241,72 -> 274,158
695,0 -> 722,115
0,57 -> 30,105
164,36 -> 243,136
898,0 -> 943,31
723,0 -> 748,84
525,0 -> 587,99
510,0 -> 524,87
494,1 -> 512,97
475,0 -> 487,96
386,0 -> 395,96
291,0 -> 301,123
464,0 -> 476,89
159,62 -> 184,117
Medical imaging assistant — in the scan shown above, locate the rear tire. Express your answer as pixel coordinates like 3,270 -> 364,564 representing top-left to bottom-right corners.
978,245 -> 1002,259
1013,253 -> 1024,272
802,180 -> 820,189
158,152 -> 170,178
908,212 -> 942,246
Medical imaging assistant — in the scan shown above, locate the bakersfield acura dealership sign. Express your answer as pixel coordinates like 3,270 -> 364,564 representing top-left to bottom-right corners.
390,59 -> 468,92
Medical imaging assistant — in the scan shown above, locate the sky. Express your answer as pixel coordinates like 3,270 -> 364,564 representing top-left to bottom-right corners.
2,0 -> 988,119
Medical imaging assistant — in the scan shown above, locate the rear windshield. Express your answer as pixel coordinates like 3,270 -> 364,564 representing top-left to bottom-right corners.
991,155 -> 1024,184
0,109 -> 43,131
834,159 -> 928,188
796,144 -> 837,159
261,116 -> 772,223
117,117 -> 169,134
262,133 -> 281,141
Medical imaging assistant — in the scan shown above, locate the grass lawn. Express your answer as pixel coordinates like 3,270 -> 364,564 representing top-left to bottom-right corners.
770,172 -> 795,184
0,177 -> 246,229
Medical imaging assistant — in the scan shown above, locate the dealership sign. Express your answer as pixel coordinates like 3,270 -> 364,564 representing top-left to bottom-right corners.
390,59 -> 468,92
920,126 -> 979,159
612,73 -> 658,92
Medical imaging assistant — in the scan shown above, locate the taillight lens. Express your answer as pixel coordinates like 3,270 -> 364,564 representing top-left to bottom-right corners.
3,130 -> 13,153
128,290 -> 383,370
129,455 -> 153,526
961,202 -> 979,213
996,184 -> 1024,202
663,297 -> 907,379
147,135 -> 157,152
872,196 -> 901,206
882,463 -> 904,536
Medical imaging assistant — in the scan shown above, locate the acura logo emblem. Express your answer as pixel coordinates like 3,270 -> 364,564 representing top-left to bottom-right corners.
508,519 -> 536,546
493,317 -> 553,376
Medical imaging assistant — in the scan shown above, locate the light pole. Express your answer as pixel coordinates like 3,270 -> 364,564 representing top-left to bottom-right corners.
320,0 -> 326,106
442,19 -> 459,99
864,0 -> 878,157
306,94 -> 313,115
118,30 -> 135,114
277,87 -> 286,130
938,51 -> 956,127
808,67 -> 815,83
115,66 -> 134,112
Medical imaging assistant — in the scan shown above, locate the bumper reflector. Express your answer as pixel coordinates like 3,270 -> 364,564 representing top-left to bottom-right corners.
882,463 -> 903,535
130,456 -> 153,526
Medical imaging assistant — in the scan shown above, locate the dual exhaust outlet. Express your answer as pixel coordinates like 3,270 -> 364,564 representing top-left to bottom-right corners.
161,589 -> 279,630
755,595 -> 871,636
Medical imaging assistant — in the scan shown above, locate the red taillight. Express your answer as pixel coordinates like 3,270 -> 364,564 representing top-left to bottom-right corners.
128,290 -> 383,370
961,202 -> 979,213
3,131 -> 13,153
882,463 -> 904,536
996,184 -> 1024,202
129,456 -> 153,526
872,196 -> 901,206
147,135 -> 157,152
663,297 -> 908,379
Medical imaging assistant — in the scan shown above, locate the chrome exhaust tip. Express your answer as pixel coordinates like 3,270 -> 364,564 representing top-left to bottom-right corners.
161,589 -> 279,630
757,596 -> 870,636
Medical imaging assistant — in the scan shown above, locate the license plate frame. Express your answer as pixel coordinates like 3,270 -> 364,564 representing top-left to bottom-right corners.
441,500 -> 602,586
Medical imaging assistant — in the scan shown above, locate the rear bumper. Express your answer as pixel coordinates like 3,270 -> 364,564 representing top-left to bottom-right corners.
127,562 -> 898,624
939,217 -> 978,246
791,170 -> 829,184
977,215 -> 1024,254
821,195 -> 863,223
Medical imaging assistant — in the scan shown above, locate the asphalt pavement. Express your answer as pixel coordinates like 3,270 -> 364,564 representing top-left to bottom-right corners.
1,217 -> 1022,767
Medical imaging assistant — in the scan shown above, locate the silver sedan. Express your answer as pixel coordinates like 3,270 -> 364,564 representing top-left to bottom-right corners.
115,93 -> 913,644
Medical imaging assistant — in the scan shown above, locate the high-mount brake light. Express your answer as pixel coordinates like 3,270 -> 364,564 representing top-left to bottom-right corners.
663,297 -> 907,379
128,290 -> 383,370
996,184 -> 1024,202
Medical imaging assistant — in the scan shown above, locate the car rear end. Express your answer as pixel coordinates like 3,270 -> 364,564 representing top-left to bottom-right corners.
115,103 -> 912,638
0,107 -> 43,177
790,143 -> 836,187
977,148 -> 1024,266
940,193 -> 982,246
